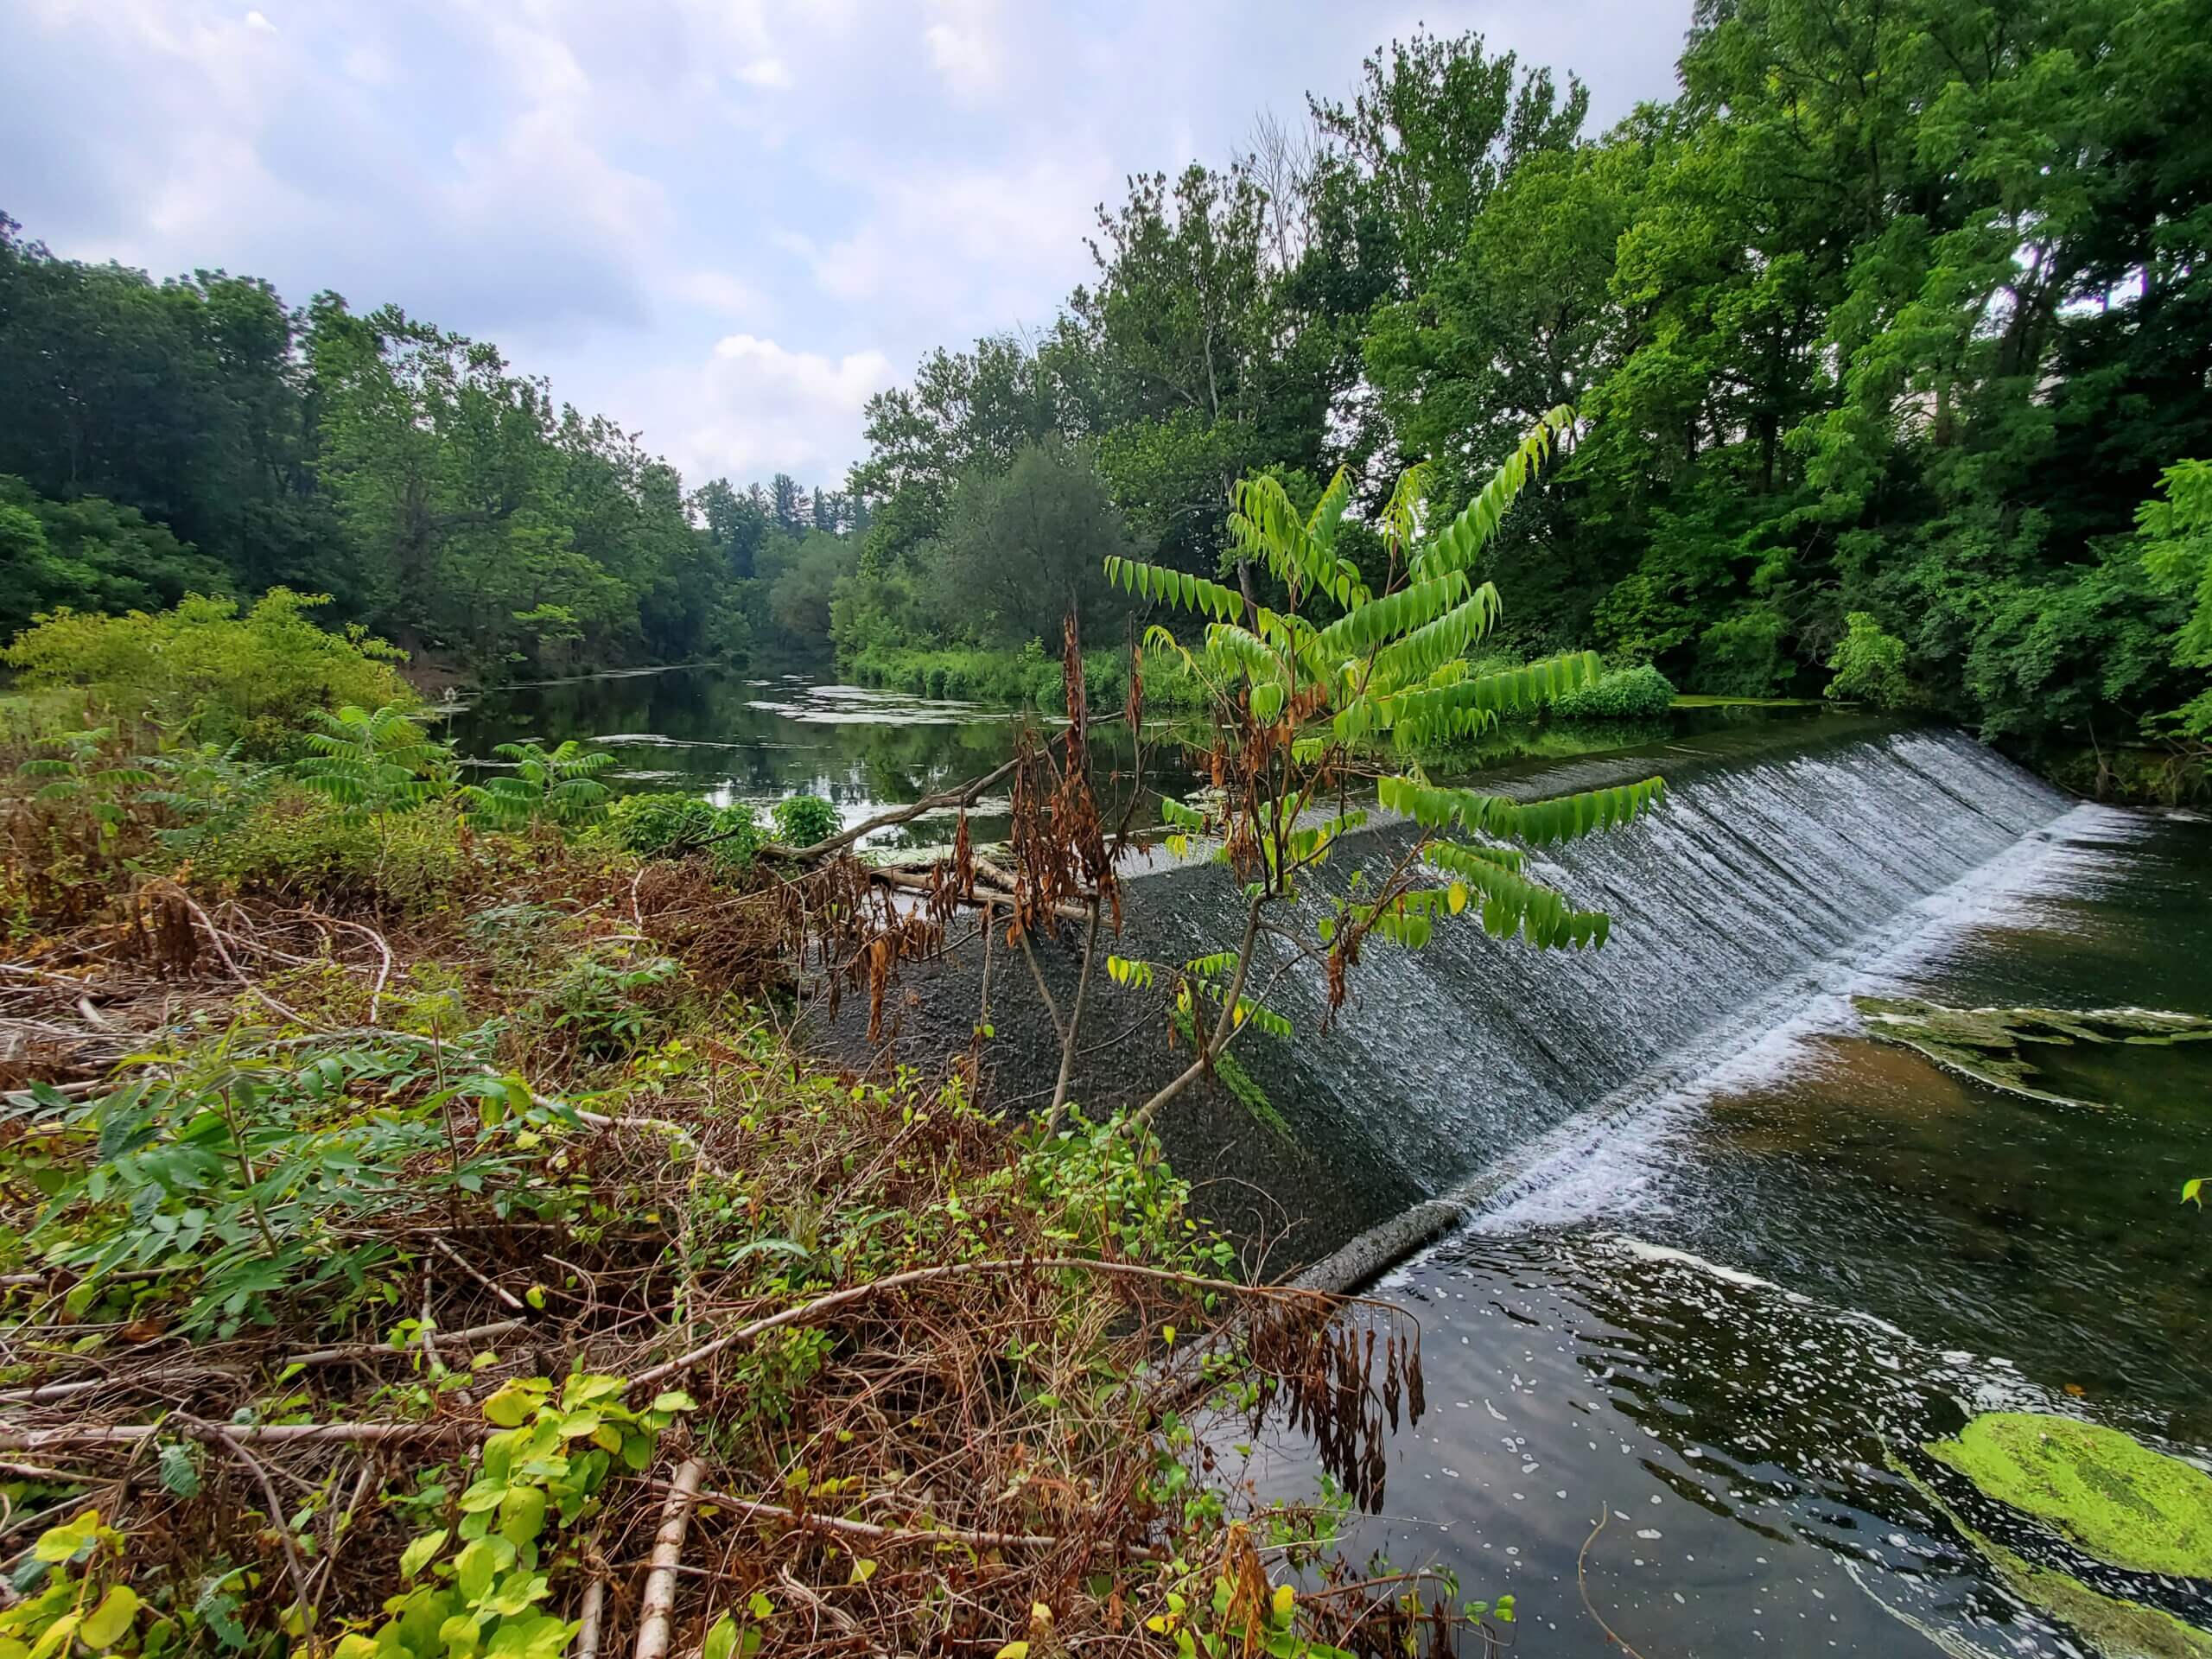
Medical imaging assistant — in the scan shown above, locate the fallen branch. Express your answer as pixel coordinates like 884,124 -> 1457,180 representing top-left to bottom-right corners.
626,1254 -> 1351,1395
653,1480 -> 1067,1554
575,1579 -> 607,1659
633,1459 -> 705,1659
207,1424 -> 318,1627
429,1238 -> 527,1313
0,1421 -> 471,1452
280,1318 -> 525,1370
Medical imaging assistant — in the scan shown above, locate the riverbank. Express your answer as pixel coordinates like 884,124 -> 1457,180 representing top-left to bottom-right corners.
843,640 -> 1211,712
0,687 -> 1486,1658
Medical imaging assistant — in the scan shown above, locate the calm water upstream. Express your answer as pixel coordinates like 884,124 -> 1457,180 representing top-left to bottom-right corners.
452,667 -> 2211,1655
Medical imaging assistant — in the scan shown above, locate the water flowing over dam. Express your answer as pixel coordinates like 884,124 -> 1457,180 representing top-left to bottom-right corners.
1124,719 -> 2070,1200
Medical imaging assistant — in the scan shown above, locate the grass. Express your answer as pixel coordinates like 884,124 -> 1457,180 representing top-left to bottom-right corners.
1671,693 -> 1831,709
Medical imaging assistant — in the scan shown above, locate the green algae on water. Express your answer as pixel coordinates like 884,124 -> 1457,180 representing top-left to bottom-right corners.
1897,1453 -> 2212,1659
1923,1413 -> 2212,1580
1852,997 -> 2212,1109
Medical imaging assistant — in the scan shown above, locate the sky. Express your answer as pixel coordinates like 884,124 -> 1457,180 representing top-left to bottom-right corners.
2,0 -> 1691,493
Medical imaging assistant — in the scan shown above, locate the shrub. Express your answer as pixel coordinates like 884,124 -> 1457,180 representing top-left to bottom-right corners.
191,790 -> 474,915
3,589 -> 416,754
607,791 -> 718,855
843,640 -> 1212,715
1550,663 -> 1677,720
607,792 -> 762,872
772,793 -> 838,848
1825,611 -> 1913,708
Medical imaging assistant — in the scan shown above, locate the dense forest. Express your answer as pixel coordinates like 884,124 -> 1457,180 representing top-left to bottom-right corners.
4,0 -> 2211,781
840,0 -> 2212,778
0,218 -> 859,676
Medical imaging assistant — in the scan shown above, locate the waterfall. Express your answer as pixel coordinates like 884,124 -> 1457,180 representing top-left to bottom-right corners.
1127,721 -> 2069,1197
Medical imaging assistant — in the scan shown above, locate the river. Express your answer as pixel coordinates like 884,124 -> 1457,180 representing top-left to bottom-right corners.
451,665 -> 2212,1656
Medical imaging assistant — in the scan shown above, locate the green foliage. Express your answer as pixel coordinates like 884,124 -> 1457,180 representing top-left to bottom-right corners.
330,1376 -> 696,1659
460,740 -> 613,831
533,946 -> 683,1058
1101,415 -> 1662,1113
0,1510 -> 149,1659
2138,459 -> 2212,739
771,793 -> 838,848
15,727 -> 157,854
604,792 -> 762,872
3,591 -> 415,755
296,705 -> 452,821
188,793 -> 475,916
1825,612 -> 1913,709
6,1035 -> 573,1335
1548,663 -> 1677,720
0,474 -> 229,638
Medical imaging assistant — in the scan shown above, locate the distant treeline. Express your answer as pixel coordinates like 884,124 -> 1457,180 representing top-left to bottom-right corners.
0,215 -> 855,677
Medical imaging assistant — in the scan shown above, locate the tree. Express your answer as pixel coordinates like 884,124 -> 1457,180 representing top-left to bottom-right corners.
912,441 -> 1135,647
1095,410 -> 1664,1125
771,474 -> 809,537
1309,29 -> 1589,304
766,531 -> 859,647
0,476 -> 229,637
2138,458 -> 2212,748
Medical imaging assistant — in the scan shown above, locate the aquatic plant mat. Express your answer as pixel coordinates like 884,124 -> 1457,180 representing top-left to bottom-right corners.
0,865 -> 1480,1657
1851,996 -> 2212,1108
1901,1413 -> 2212,1658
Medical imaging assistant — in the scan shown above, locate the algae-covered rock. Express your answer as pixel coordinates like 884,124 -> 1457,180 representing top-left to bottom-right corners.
1852,997 -> 2212,1108
1923,1412 -> 2212,1579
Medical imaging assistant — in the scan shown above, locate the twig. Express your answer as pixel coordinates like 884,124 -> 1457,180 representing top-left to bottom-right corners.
429,1238 -> 527,1313
633,1459 -> 705,1659
279,1319 -> 523,1370
0,1421 -> 470,1452
1045,898 -> 1101,1133
0,1459 -> 105,1483
1577,1510 -> 1649,1659
650,1480 -> 1070,1553
1014,927 -> 1065,1044
208,1425 -> 318,1629
576,1578 -> 607,1659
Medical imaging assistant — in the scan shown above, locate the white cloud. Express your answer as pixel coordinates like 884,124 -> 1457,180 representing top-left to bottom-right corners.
641,333 -> 894,485
2,0 -> 1694,488
669,267 -> 770,319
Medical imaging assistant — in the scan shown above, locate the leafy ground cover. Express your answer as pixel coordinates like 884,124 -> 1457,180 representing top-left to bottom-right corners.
0,697 -> 1502,1658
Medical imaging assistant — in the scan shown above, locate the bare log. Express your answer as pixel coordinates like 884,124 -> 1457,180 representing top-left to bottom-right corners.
632,1458 -> 706,1659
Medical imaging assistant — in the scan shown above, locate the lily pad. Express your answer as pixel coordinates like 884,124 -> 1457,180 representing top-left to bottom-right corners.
1923,1413 -> 2212,1580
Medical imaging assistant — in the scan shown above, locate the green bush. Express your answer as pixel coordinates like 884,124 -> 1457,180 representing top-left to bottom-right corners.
772,793 -> 838,847
1825,611 -> 1914,708
3,588 -> 416,754
607,792 -> 762,872
191,790 -> 473,915
843,640 -> 1211,715
1550,663 -> 1677,720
